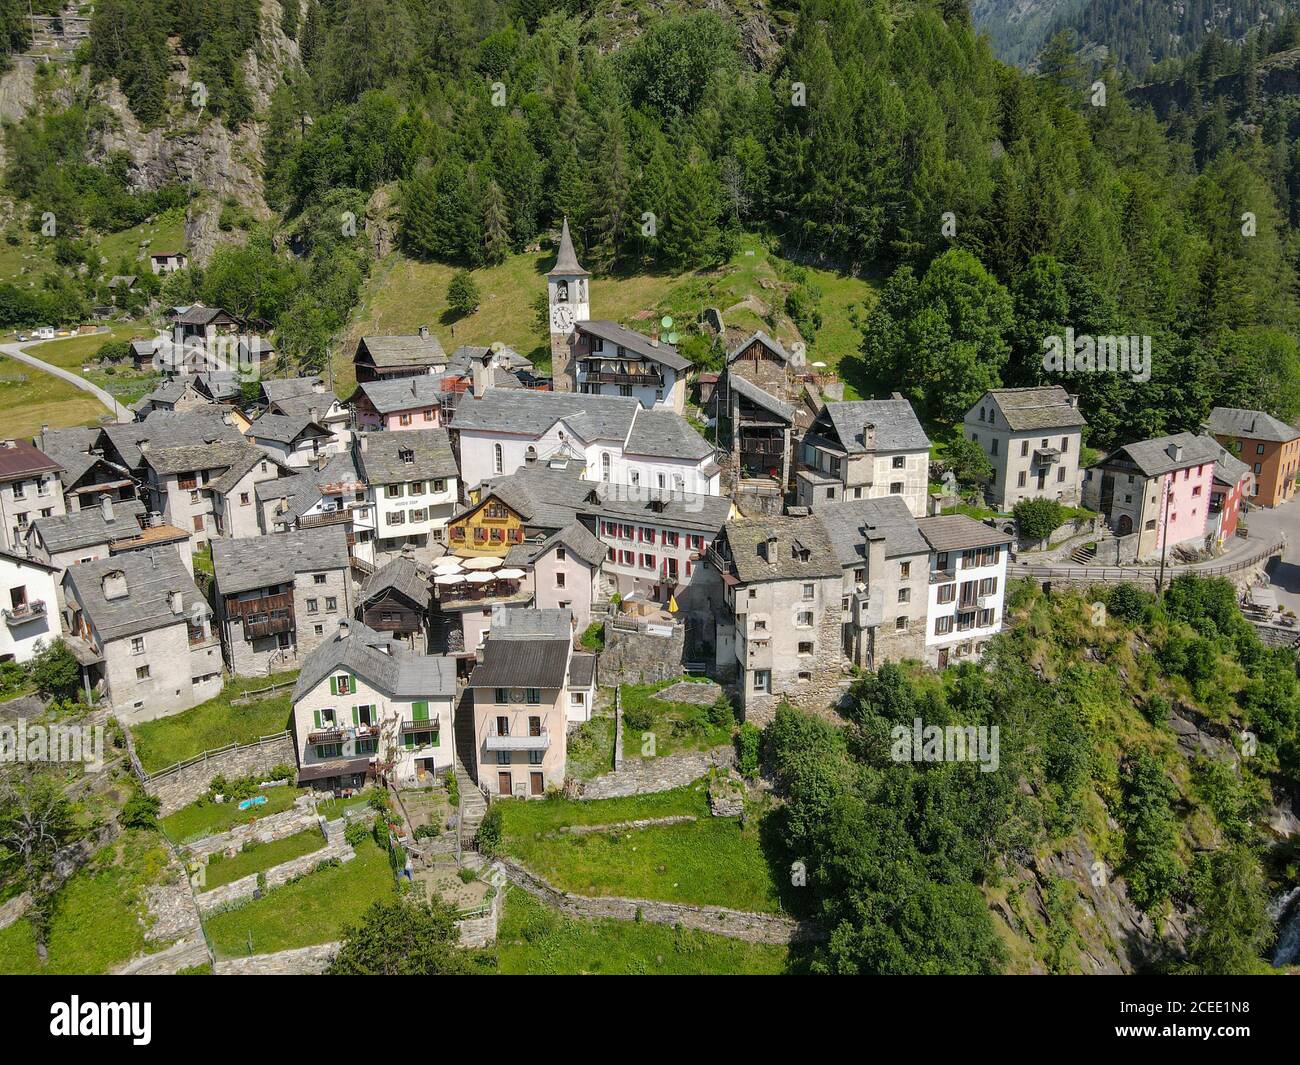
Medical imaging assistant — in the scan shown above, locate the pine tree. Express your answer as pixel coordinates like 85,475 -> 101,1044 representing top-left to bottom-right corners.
481,180 -> 510,265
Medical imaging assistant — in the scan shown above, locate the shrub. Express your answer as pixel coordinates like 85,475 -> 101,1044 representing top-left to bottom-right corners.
444,769 -> 460,808
1106,583 -> 1152,624
457,866 -> 477,884
475,805 -> 503,857
1013,498 -> 1066,543
736,722 -> 761,777
120,787 -> 161,830
707,693 -> 735,730
344,820 -> 370,847
623,704 -> 653,732
413,823 -> 440,840
447,270 -> 480,316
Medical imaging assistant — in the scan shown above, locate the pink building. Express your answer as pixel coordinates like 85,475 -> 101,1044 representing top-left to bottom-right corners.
349,376 -> 450,432
1083,433 -> 1222,560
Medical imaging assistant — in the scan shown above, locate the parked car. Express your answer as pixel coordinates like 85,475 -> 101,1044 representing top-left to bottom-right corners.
15,333 -> 27,342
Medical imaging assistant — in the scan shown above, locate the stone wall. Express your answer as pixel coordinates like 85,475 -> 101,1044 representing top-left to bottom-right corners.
497,857 -> 820,944
214,941 -> 341,975
195,840 -> 351,914
578,746 -> 732,800
600,623 -> 686,686
457,878 -> 504,949
185,797 -> 320,858
113,935 -> 210,975
142,733 -> 295,816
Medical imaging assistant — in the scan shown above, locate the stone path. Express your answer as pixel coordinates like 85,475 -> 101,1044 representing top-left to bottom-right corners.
0,338 -> 133,421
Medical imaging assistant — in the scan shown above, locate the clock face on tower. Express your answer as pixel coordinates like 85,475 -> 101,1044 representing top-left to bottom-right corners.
551,303 -> 576,333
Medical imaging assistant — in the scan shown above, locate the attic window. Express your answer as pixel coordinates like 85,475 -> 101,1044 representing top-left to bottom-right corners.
399,448 -> 415,465
790,540 -> 811,562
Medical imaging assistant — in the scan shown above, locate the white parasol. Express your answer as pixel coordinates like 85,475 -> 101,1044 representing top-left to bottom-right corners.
462,556 -> 502,570
433,574 -> 464,586
495,568 -> 526,579
466,571 -> 495,583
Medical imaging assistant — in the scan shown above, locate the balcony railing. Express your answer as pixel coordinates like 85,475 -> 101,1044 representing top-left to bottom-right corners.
1034,448 -> 1061,466
581,370 -> 664,386
929,569 -> 955,584
401,715 -> 440,734
738,437 -> 784,454
3,599 -> 46,625
484,722 -> 550,751
225,592 -> 293,618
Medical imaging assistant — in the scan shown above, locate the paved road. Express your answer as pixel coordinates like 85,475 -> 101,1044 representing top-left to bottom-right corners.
0,337 -> 132,422
1239,498 -> 1300,613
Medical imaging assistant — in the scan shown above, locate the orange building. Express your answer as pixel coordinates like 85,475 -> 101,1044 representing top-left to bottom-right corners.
1205,407 -> 1300,507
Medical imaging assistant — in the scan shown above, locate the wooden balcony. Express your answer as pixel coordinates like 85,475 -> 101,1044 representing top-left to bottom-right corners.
225,592 -> 293,618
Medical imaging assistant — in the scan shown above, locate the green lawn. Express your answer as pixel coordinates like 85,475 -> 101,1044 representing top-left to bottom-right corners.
200,828 -> 327,891
160,787 -> 306,845
0,829 -> 177,975
620,677 -> 733,760
336,231 -> 875,393
24,320 -> 152,371
496,887 -> 789,975
498,783 -> 781,913
0,353 -> 107,438
129,670 -> 298,774
204,837 -> 396,958
566,713 -> 616,779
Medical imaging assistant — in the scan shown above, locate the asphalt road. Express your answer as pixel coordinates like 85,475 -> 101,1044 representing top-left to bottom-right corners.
0,336 -> 132,422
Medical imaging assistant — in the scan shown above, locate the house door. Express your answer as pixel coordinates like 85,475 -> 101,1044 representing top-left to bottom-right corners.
937,648 -> 949,669
1117,514 -> 1133,536
530,772 -> 544,796
497,772 -> 512,796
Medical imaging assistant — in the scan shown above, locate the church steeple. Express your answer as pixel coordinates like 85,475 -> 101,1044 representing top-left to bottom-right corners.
547,217 -> 589,279
547,217 -> 589,393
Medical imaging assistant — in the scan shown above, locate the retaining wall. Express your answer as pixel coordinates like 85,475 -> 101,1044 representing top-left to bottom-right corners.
214,941 -> 341,975
195,840 -> 352,914
142,734 -> 296,816
578,746 -> 732,800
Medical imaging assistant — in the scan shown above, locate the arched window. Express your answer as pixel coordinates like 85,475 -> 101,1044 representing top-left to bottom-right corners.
601,452 -> 611,482
494,443 -> 503,474
556,280 -> 569,303
525,445 -> 537,463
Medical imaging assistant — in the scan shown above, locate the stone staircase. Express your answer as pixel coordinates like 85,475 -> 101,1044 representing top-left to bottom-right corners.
453,689 -> 487,851
1069,542 -> 1098,565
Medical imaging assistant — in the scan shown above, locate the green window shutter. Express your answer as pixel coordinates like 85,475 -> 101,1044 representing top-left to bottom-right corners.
432,729 -> 440,748
329,676 -> 337,696
413,700 -> 428,721
351,707 -> 359,725
313,710 -> 321,728
404,734 -> 414,750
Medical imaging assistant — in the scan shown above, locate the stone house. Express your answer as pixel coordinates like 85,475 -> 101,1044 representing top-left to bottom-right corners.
62,548 -> 222,723
817,497 -> 931,671
290,619 -> 458,791
212,526 -> 354,677
0,439 -> 66,553
706,514 -> 844,723
1204,406 -> 1300,508
505,522 -> 604,635
34,426 -> 137,514
353,327 -> 448,383
247,413 -> 339,470
140,440 -> 270,548
0,548 -> 60,663
265,386 -> 351,453
467,609 -> 589,798
207,449 -> 288,540
916,515 -> 1012,669
567,319 -> 690,413
963,386 -> 1087,509
796,398 -> 930,518
257,450 -> 376,568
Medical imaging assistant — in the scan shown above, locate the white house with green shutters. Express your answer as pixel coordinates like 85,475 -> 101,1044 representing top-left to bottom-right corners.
290,618 -> 458,791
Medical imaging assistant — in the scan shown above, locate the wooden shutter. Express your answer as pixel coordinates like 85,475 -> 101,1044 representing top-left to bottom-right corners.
329,676 -> 337,695
313,710 -> 321,728
351,707 -> 359,725
413,700 -> 428,721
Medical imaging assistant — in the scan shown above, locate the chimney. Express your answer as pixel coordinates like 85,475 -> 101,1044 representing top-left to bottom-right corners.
760,534 -> 778,563
1167,441 -> 1183,462
865,529 -> 886,582
471,351 -> 495,397
358,434 -> 368,453
100,493 -> 114,523
418,325 -> 429,340
890,392 -> 903,401
170,590 -> 184,615
101,570 -> 128,601
1068,394 -> 1079,408
862,422 -> 877,451
312,380 -> 326,394
309,406 -> 319,424
337,618 -> 351,641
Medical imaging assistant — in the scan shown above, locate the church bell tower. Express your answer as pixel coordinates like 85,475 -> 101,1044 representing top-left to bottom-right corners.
547,217 -> 589,392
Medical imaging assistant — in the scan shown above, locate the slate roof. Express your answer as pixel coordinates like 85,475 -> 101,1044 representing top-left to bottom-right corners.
527,521 -> 607,568
351,375 -> 446,415
174,305 -> 238,327
818,400 -> 930,454
64,548 -> 206,643
34,427 -> 115,488
357,333 -> 447,369
208,447 -> 276,496
576,320 -> 691,372
722,515 -> 840,582
271,390 -> 341,419
193,372 -> 242,403
727,330 -> 789,364
138,377 -> 200,407
104,411 -> 244,469
547,217 -> 589,278
1204,406 -> 1300,444
212,526 -> 351,595
916,515 -> 1014,553
30,499 -> 147,553
728,373 -> 796,422
625,409 -> 713,461
248,412 -> 328,445
144,439 -> 258,477
292,620 -> 456,703
0,440 -> 62,483
446,345 -> 533,373
816,497 -> 929,568
361,556 -> 431,609
593,483 -> 731,534
467,639 -> 571,689
491,608 -> 574,640
982,387 -> 1087,432
451,389 -> 640,440
1212,444 -> 1251,488
1103,432 -> 1223,478
256,451 -> 364,526
261,377 -> 324,404
357,428 -> 457,483
466,464 -> 599,533
568,652 -> 597,688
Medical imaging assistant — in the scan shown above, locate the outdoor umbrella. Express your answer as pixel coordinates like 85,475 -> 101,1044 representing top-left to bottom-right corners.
462,556 -> 502,570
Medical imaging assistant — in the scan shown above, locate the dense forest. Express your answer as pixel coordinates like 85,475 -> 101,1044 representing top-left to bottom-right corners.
770,577 -> 1299,974
2,0 -> 1300,446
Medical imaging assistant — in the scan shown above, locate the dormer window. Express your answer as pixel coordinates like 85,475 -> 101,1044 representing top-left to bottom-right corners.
399,448 -> 415,465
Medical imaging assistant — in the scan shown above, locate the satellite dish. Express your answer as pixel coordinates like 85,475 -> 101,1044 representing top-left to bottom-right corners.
666,332 -> 679,344
490,340 -> 504,353
811,361 -> 827,368
660,315 -> 674,330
